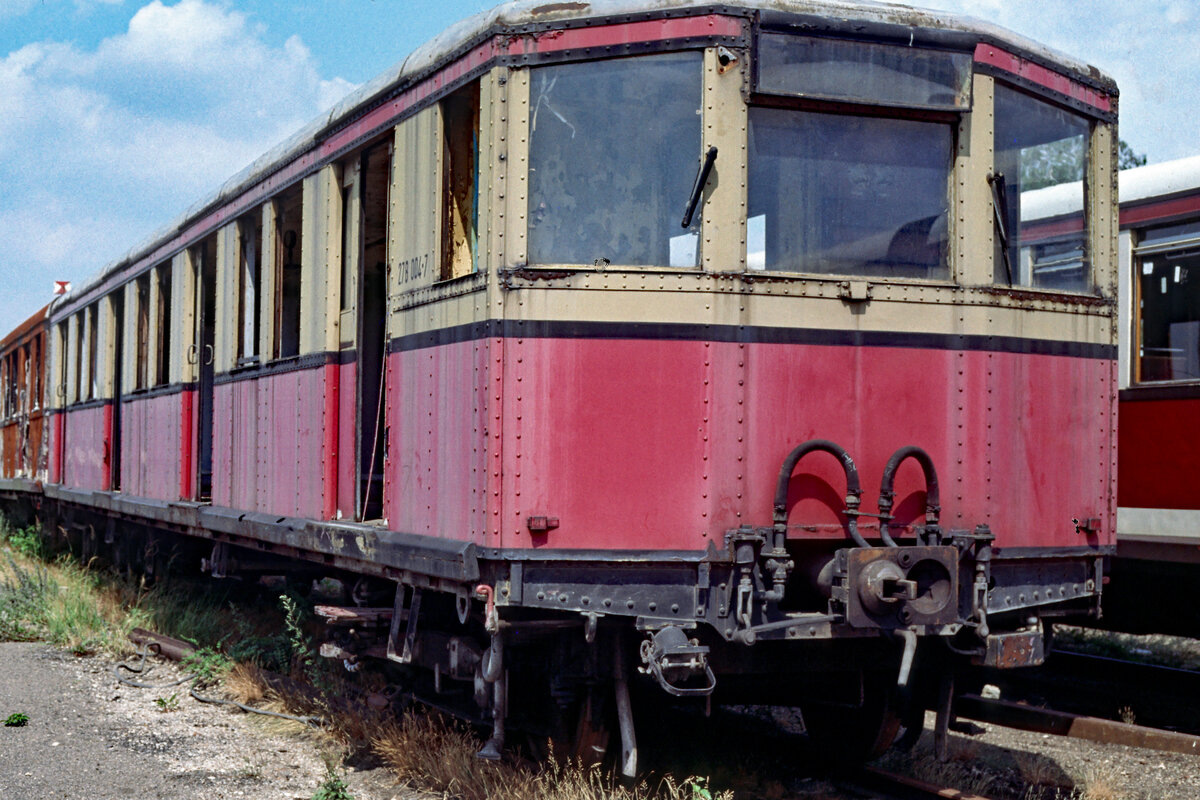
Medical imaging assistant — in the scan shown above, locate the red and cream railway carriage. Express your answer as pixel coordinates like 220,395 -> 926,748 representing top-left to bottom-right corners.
5,0 -> 1118,766
0,306 -> 48,486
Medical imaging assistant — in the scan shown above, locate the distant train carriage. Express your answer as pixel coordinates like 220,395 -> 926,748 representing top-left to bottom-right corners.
0,306 -> 48,485
0,0 -> 1118,768
1100,156 -> 1200,634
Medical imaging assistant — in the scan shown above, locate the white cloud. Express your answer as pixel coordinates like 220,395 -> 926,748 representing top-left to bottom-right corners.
0,0 -> 125,21
0,0 -> 357,329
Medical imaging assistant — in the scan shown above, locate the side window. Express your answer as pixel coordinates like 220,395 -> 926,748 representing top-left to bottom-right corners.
441,82 -> 480,279
155,264 -> 172,385
135,274 -> 150,391
993,84 -> 1090,291
237,216 -> 262,363
1135,220 -> 1200,383
72,313 -> 83,403
273,187 -> 303,359
54,323 -> 67,407
747,35 -> 964,279
528,52 -> 703,267
85,304 -> 98,401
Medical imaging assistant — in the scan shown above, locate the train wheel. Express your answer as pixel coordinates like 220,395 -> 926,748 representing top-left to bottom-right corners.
800,672 -> 901,763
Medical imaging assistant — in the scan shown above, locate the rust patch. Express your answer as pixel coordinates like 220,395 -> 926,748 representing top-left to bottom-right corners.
530,2 -> 590,14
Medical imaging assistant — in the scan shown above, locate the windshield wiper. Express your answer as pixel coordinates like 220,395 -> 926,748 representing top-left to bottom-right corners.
681,146 -> 719,229
987,171 -> 1014,285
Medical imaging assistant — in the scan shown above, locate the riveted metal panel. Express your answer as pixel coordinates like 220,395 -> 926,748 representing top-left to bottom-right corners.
958,74 -> 993,287
702,46 -> 747,271
300,165 -> 343,356
506,69 -> 530,269
120,392 -> 182,502
1089,122 -> 1119,545
391,105 -> 442,300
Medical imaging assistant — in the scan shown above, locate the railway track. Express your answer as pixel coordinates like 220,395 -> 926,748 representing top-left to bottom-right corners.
976,648 -> 1200,735
841,767 -> 996,800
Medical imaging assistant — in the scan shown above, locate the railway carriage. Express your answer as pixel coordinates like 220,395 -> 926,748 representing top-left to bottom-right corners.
1091,156 -> 1200,635
0,306 -> 49,487
0,0 -> 1118,768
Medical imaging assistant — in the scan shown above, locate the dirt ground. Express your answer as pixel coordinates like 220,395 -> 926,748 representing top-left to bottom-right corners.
0,642 -> 404,800
4,640 -> 1200,800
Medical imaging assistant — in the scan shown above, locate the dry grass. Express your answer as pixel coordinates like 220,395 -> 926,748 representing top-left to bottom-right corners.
1075,766 -> 1126,800
372,710 -> 731,800
224,662 -> 268,706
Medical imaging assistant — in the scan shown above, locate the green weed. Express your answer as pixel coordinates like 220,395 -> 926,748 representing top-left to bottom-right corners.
181,645 -> 233,687
154,693 -> 181,712
3,712 -> 28,727
311,758 -> 355,800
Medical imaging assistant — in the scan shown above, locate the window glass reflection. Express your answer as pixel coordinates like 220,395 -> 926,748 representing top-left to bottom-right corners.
995,85 -> 1090,291
747,107 -> 951,278
528,53 -> 702,267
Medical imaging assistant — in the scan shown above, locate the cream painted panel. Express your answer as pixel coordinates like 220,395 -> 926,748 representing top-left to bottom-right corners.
215,224 -> 239,372
66,314 -> 79,404
174,249 -> 197,385
390,105 -> 442,307
301,165 -> 343,355
340,160 -> 361,348
958,74 -> 994,287
98,296 -> 115,398
703,47 -> 747,272
505,69 -> 529,272
259,202 -> 277,360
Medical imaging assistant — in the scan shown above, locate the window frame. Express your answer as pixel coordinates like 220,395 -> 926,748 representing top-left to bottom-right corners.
991,81 -> 1095,295
1131,221 -> 1200,386
744,83 -> 961,282
523,50 -> 708,272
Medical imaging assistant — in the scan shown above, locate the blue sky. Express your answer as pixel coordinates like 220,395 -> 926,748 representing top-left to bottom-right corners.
0,0 -> 1192,332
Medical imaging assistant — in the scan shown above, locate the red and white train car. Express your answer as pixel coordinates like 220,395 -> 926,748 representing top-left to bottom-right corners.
1101,156 -> 1200,633
4,0 -> 1119,765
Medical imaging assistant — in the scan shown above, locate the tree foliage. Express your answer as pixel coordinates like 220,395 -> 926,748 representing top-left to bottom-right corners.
1020,138 -> 1148,190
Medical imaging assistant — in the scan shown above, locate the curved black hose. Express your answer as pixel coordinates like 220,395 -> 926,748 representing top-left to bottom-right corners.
877,446 -> 941,547
113,645 -> 323,727
773,439 -> 866,548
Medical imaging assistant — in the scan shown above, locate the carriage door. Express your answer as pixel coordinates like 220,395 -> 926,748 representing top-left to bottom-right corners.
194,238 -> 217,501
109,292 -> 123,491
344,142 -> 391,521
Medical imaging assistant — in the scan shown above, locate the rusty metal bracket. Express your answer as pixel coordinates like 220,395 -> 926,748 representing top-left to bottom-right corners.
386,585 -> 422,664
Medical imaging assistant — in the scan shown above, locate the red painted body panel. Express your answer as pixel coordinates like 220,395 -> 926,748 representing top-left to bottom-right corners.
973,43 -> 1112,113
336,360 -> 356,519
1122,194 -> 1200,228
180,389 -> 194,499
120,393 -> 184,501
384,341 -> 489,543
61,405 -> 108,491
490,339 -> 1113,551
211,367 -> 329,519
1118,397 -> 1200,510
376,336 -> 1112,552
101,403 -> 113,491
322,363 -> 339,520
